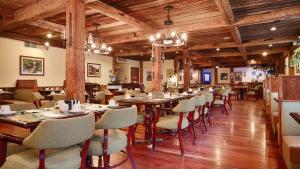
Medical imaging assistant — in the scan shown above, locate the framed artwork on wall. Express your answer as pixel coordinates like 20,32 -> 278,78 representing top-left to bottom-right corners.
166,69 -> 174,78
87,63 -> 101,77
146,71 -> 152,81
234,72 -> 242,82
20,56 -> 44,76
220,73 -> 228,80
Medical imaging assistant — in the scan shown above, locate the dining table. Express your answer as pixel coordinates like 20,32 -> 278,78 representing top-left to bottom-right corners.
233,85 -> 248,100
117,94 -> 195,144
0,103 -> 126,166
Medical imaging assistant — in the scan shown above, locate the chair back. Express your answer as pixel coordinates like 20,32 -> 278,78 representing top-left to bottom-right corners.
193,95 -> 206,107
9,103 -> 36,111
113,95 -> 125,102
13,89 -> 37,102
52,94 -> 67,101
205,92 -> 214,103
125,90 -> 141,97
281,102 -> 300,136
95,106 -> 137,129
173,98 -> 195,113
23,113 -> 95,149
95,92 -> 105,101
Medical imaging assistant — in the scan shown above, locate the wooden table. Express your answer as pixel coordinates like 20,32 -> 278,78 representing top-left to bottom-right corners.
290,112 -> 300,125
117,94 -> 194,144
0,104 -> 123,166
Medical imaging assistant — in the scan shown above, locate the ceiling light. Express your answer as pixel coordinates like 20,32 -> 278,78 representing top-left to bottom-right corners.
216,66 -> 219,69
298,36 -> 300,39
216,48 -> 220,51
46,33 -> 52,39
222,36 -> 231,40
268,44 -> 273,47
176,51 -> 178,54
44,41 -> 50,47
149,5 -> 187,47
270,26 -> 277,31
262,52 -> 268,56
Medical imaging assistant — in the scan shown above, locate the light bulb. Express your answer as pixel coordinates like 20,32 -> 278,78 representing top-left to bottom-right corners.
262,52 -> 268,56
216,48 -> 220,51
91,43 -> 96,49
171,31 -> 176,37
156,33 -> 161,39
107,47 -> 112,51
181,33 -> 187,40
176,39 -> 180,44
44,41 -> 50,46
46,33 -> 52,39
101,44 -> 107,49
270,26 -> 277,31
149,35 -> 155,42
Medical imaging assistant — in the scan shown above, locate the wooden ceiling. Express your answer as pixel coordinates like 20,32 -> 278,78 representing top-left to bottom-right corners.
0,0 -> 300,67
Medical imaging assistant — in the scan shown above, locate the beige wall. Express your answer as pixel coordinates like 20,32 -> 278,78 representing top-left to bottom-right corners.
0,37 -> 118,87
217,68 -> 231,84
143,60 -> 174,91
0,37 -> 66,87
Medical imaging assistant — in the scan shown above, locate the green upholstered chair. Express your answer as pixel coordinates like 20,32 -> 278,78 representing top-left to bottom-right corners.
87,106 -> 137,169
94,92 -> 106,104
212,88 -> 230,116
5,103 -> 37,157
153,99 -> 196,155
193,94 -> 210,132
0,113 -> 95,169
40,94 -> 67,108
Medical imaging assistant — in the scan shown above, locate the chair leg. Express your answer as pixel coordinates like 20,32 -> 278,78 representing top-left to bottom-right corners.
223,104 -> 228,116
188,120 -> 196,143
126,145 -> 137,169
152,123 -> 157,150
178,128 -> 184,155
132,124 -> 138,145
202,112 -> 208,132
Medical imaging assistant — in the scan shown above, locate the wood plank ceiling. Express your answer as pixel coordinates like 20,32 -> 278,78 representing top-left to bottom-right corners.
0,0 -> 300,68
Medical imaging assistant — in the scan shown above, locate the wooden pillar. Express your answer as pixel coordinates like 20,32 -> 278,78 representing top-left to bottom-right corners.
65,0 -> 85,102
183,50 -> 190,90
139,61 -> 143,83
112,55 -> 117,74
152,46 -> 162,91
174,56 -> 178,74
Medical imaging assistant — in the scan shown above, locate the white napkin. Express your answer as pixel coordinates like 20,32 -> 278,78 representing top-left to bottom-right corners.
0,105 -> 11,114
108,100 -> 117,106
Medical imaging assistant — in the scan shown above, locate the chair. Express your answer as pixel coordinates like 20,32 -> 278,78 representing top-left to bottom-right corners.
40,94 -> 67,108
87,106 -> 137,169
9,103 -> 36,111
0,113 -> 95,169
193,94 -> 210,132
152,99 -> 196,155
94,92 -> 106,104
212,89 -> 230,116
247,85 -> 262,100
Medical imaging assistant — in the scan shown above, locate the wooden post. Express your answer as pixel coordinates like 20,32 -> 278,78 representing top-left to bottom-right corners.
112,55 -> 117,74
65,0 -> 85,102
183,50 -> 190,91
139,61 -> 143,83
152,46 -> 162,91
174,56 -> 178,74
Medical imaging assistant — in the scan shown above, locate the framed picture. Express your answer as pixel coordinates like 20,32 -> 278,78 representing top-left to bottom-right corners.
20,56 -> 44,76
146,71 -> 152,81
220,73 -> 228,80
166,69 -> 174,78
87,63 -> 101,77
234,72 -> 242,82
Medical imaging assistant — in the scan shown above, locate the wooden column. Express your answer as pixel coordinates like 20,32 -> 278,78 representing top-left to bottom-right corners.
152,46 -> 162,91
139,61 -> 143,83
174,56 -> 178,74
112,55 -> 117,74
183,50 -> 190,91
65,0 -> 85,102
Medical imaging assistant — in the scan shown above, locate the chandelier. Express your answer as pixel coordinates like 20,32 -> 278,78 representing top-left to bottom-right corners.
85,23 -> 112,55
149,5 -> 187,48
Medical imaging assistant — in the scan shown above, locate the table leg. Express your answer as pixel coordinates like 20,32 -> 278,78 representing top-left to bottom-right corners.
144,105 -> 153,143
0,140 -> 7,167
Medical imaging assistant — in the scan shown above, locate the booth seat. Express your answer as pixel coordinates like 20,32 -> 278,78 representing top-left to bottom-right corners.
281,102 -> 300,169
0,89 -> 43,105
265,89 -> 271,114
270,92 -> 279,134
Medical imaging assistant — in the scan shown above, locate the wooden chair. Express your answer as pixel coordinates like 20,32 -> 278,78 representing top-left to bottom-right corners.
212,89 -> 230,116
0,113 -> 95,169
152,99 -> 196,155
193,94 -> 210,132
87,106 -> 137,169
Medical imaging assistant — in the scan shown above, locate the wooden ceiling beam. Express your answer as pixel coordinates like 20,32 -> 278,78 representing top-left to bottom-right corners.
0,0 -> 66,31
236,5 -> 300,26
29,20 -> 65,33
87,1 -> 154,33
0,31 -> 63,48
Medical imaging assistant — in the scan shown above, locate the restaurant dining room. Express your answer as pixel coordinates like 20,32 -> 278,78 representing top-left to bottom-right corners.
0,0 -> 300,169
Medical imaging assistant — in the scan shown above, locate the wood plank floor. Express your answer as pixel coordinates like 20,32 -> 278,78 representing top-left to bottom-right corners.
0,100 -> 286,169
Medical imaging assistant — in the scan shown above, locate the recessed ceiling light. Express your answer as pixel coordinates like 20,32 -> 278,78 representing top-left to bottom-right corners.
268,44 -> 273,47
298,36 -> 300,39
46,33 -> 52,39
216,66 -> 219,69
270,26 -> 277,31
216,48 -> 220,51
262,52 -> 268,56
176,51 -> 178,54
222,36 -> 231,40
44,41 -> 50,46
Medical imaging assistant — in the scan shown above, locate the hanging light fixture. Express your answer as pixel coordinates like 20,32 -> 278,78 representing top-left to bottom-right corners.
149,5 -> 187,48
85,23 -> 112,55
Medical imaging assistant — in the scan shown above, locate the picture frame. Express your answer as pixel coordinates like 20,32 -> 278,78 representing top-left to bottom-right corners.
20,56 -> 44,76
220,73 -> 228,80
146,70 -> 152,81
87,63 -> 101,77
234,72 -> 242,82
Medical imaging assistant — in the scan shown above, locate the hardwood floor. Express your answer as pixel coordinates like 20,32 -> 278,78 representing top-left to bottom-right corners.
0,100 -> 286,169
